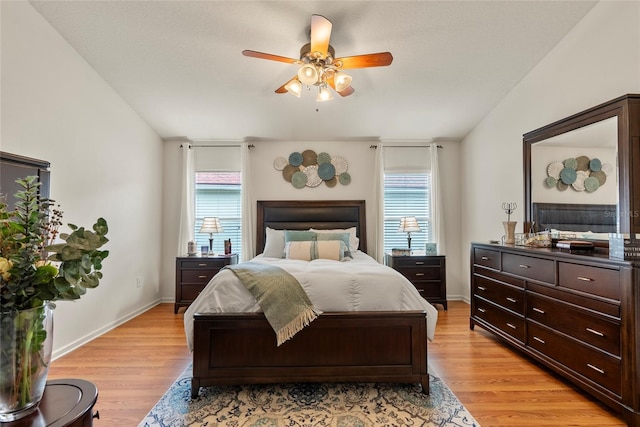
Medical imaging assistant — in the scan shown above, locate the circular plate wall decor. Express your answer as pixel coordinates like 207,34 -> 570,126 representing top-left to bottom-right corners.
557,181 -> 569,191
303,165 -> 322,187
302,149 -> 317,166
273,157 -> 287,171
563,158 -> 578,170
590,170 -> 607,185
560,167 -> 577,184
289,152 -> 303,167
282,164 -> 298,182
589,158 -> 602,172
324,176 -> 337,187
338,172 -> 351,185
318,162 -> 336,180
601,163 -> 614,175
331,156 -> 349,175
291,171 -> 308,188
317,152 -> 332,164
584,176 -> 600,193
547,161 -> 563,179
575,155 -> 590,171
544,176 -> 557,188
571,170 -> 589,191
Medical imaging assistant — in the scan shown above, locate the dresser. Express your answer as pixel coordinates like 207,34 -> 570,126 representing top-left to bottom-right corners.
470,242 -> 640,426
175,254 -> 238,313
385,253 -> 447,310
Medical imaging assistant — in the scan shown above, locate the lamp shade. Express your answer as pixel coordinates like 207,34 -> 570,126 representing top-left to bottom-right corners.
284,79 -> 302,97
298,64 -> 319,85
398,217 -> 421,233
199,217 -> 223,234
334,71 -> 352,92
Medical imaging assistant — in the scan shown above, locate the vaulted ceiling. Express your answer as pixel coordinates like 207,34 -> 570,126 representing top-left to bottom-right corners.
29,1 -> 597,142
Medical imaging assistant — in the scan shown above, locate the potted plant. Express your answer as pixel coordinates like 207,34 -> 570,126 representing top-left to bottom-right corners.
0,176 -> 109,421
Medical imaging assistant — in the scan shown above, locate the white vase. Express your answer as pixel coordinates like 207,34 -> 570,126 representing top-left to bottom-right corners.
0,303 -> 54,421
503,221 -> 517,245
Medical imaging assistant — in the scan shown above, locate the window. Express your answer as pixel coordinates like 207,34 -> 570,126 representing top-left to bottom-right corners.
383,172 -> 431,254
194,171 -> 242,255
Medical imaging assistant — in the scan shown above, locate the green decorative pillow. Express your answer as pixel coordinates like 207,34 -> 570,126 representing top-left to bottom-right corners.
284,230 -> 317,242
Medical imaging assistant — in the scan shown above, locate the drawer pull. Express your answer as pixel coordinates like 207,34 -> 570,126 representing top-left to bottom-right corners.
415,273 -> 425,276
198,275 -> 208,279
577,276 -> 594,282
415,261 -> 424,265
587,363 -> 605,374
477,286 -> 487,291
586,327 -> 605,337
533,336 -> 546,344
477,308 -> 486,313
518,264 -> 531,269
506,322 -> 517,329
506,297 -> 517,303
481,256 -> 490,260
198,263 -> 208,266
532,307 -> 545,314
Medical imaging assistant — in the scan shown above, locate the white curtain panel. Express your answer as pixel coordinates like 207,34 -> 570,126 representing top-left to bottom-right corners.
241,142 -> 254,261
374,143 -> 385,263
430,143 -> 445,254
178,143 -> 195,255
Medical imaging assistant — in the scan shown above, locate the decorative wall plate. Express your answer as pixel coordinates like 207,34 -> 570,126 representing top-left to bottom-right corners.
601,163 -> 614,175
591,170 -> 607,185
302,149 -> 317,166
547,161 -> 563,179
560,167 -> 577,184
291,171 -> 308,188
575,155 -> 590,171
331,156 -> 349,175
289,152 -> 303,167
317,152 -> 332,164
318,162 -> 336,180
303,165 -> 322,187
275,150 -> 350,189
273,157 -> 287,171
584,176 -> 600,192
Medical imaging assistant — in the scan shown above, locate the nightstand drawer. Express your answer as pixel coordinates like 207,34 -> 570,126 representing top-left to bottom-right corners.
181,259 -> 227,269
395,265 -> 442,281
181,284 -> 207,301
181,269 -> 220,284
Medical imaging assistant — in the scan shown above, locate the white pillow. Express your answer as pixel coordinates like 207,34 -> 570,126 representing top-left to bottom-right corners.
262,227 -> 285,258
285,240 -> 345,261
311,227 -> 359,252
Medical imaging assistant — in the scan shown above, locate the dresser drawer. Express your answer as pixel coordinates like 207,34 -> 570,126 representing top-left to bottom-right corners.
473,274 -> 525,315
527,322 -> 621,395
473,247 -> 500,270
527,291 -> 620,356
502,253 -> 555,284
181,269 -> 220,284
473,266 -> 525,288
558,262 -> 621,301
474,298 -> 525,343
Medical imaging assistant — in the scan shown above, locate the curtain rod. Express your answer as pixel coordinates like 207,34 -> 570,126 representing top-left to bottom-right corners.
180,144 -> 255,149
370,144 -> 443,149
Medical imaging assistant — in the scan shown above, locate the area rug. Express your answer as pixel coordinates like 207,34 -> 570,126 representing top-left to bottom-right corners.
138,365 -> 479,427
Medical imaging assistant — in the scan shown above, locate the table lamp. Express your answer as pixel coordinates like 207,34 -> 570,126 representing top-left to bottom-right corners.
398,216 -> 421,249
199,217 -> 223,255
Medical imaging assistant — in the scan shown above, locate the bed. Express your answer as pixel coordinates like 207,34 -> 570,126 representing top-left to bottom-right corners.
185,200 -> 437,398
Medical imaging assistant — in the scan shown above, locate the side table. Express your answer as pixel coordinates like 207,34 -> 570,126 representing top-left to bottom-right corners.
385,253 -> 448,310
3,379 -> 98,426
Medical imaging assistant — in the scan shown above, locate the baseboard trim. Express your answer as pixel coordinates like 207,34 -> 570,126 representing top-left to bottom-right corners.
52,299 -> 163,360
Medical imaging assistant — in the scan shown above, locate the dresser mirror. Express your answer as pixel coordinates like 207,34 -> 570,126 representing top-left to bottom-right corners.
523,94 -> 640,241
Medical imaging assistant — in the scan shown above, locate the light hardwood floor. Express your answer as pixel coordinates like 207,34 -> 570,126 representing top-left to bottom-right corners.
48,301 -> 625,426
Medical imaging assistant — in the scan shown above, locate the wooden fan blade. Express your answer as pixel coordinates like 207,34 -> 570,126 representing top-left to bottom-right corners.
327,76 -> 355,97
335,52 -> 393,69
310,15 -> 332,59
242,50 -> 298,65
275,76 -> 298,94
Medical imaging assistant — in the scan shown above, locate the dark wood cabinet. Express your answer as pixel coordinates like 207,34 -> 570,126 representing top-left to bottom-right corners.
175,254 -> 238,313
0,152 -> 50,209
470,243 -> 640,426
385,254 -> 447,310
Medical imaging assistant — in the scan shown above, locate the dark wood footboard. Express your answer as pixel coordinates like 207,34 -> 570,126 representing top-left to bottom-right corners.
191,311 -> 429,398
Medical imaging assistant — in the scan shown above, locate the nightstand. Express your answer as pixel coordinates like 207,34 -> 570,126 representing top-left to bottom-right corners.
175,254 -> 238,313
385,253 -> 447,310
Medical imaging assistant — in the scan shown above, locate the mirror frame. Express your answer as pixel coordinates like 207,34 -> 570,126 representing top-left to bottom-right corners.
523,94 -> 640,239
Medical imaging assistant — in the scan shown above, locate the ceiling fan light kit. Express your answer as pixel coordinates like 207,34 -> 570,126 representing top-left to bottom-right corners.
242,14 -> 393,102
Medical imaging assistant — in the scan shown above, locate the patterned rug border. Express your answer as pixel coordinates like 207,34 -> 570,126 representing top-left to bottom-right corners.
139,365 -> 479,427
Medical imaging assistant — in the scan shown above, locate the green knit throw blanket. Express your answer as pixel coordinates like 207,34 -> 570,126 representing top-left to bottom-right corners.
225,262 -> 322,346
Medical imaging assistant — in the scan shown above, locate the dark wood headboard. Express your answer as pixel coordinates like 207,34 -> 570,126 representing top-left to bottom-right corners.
532,202 -> 616,233
256,200 -> 367,254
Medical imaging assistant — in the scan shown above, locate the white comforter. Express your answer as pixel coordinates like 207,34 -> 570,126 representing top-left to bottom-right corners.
184,251 -> 438,350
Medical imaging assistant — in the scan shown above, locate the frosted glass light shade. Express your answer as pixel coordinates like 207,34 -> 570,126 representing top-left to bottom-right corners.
285,79 -> 302,97
316,86 -> 334,102
298,64 -> 319,85
334,71 -> 352,92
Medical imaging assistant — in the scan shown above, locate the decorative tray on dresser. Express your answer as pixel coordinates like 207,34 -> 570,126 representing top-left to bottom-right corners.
470,242 -> 640,426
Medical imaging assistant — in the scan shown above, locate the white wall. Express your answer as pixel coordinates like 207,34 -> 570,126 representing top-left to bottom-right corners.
461,1 -> 640,299
1,2 -> 164,358
160,139 -> 465,302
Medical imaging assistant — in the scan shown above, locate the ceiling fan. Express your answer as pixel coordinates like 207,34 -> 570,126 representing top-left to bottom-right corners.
242,14 -> 393,101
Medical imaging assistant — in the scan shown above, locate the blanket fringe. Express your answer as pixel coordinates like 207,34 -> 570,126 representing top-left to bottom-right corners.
276,307 -> 323,346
